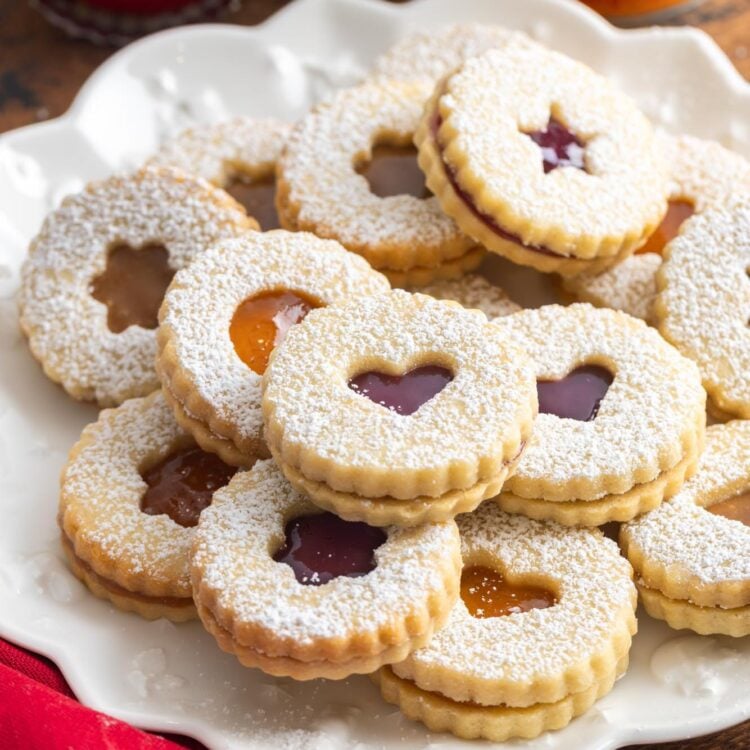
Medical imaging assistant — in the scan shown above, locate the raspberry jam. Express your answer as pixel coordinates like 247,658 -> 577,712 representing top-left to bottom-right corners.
357,145 -> 430,199
273,512 -> 387,585
526,118 -> 586,174
230,290 -> 319,375
348,365 -> 453,416
225,177 -> 280,231
537,365 -> 614,422
140,446 -> 236,527
461,565 -> 556,618
91,243 -> 175,333
636,200 -> 694,255
707,492 -> 750,526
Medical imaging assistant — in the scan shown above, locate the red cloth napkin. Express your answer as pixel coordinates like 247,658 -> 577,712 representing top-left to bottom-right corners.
0,638 -> 204,749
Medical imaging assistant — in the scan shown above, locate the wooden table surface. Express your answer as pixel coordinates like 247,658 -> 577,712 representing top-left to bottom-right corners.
0,0 -> 748,748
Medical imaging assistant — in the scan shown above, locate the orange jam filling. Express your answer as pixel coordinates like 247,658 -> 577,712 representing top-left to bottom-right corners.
636,200 -> 695,256
357,144 -> 430,199
707,491 -> 750,527
460,565 -> 557,619
91,242 -> 175,333
230,289 -> 319,375
225,176 -> 280,230
140,445 -> 236,528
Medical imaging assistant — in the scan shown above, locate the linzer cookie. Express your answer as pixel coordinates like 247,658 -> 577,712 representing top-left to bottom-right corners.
415,45 -> 668,276
564,134 -> 750,320
191,460 -> 461,679
275,79 -> 482,286
654,197 -> 750,419
370,23 -> 535,84
262,289 -> 537,526
59,391 -> 237,621
146,117 -> 291,230
411,274 -> 520,318
621,421 -> 750,636
157,230 -> 389,467
18,167 -> 254,406
375,503 -> 637,742
493,304 -> 705,525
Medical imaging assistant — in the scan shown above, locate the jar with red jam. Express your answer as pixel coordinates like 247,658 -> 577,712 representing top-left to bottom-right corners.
582,0 -> 704,25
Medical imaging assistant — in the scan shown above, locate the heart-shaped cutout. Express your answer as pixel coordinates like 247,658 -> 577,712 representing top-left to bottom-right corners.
537,365 -> 613,422
708,492 -> 750,527
348,365 -> 453,416
461,565 -> 556,619
274,512 -> 387,586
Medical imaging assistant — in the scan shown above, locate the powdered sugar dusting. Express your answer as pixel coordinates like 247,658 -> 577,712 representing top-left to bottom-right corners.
277,80 -> 472,270
18,167 -> 252,406
623,422 -> 750,587
393,502 -> 635,697
495,304 -> 705,500
146,117 -> 290,187
59,392 -> 198,595
412,274 -> 520,318
656,197 -> 750,416
192,459 -> 459,643
160,231 -> 389,451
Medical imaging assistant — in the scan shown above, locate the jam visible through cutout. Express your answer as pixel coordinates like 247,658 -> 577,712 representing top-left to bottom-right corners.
349,365 -> 453,416
357,145 -> 431,199
230,290 -> 319,375
707,491 -> 750,526
140,446 -> 237,528
225,176 -> 280,230
461,565 -> 556,618
273,512 -> 387,585
91,243 -> 175,333
636,200 -> 694,255
525,118 -> 586,174
537,365 -> 614,422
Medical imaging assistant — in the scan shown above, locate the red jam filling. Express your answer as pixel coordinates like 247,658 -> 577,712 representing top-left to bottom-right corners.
348,365 -> 453,416
525,118 -> 586,174
273,512 -> 387,585
537,365 -> 614,422
461,565 -> 556,618
707,492 -> 750,526
230,289 -> 319,375
91,242 -> 175,333
636,199 -> 695,255
140,446 -> 237,528
357,144 -> 430,199
225,177 -> 280,231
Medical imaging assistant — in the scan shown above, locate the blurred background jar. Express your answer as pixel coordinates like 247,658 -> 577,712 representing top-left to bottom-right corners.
582,0 -> 705,26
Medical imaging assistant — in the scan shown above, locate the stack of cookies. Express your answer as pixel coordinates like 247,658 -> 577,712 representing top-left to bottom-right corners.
16,22 -> 750,744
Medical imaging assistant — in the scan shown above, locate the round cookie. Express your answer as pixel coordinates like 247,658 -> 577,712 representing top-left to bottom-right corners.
18,167 -> 254,406
415,45 -> 668,276
654,196 -> 750,419
59,391 -> 237,622
563,134 -> 750,320
370,22 -> 535,84
410,274 -> 520,318
375,503 -> 637,742
157,230 -> 389,467
262,289 -> 537,526
621,421 -> 750,637
493,304 -> 706,525
191,460 -> 461,680
276,79 -> 481,285
146,117 -> 291,230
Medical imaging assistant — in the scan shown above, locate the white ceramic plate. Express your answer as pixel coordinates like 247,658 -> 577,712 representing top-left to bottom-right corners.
1,1 -> 750,748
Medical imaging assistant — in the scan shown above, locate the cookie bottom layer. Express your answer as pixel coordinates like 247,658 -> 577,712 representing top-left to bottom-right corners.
638,584 -> 750,637
61,533 -> 196,622
383,246 -> 485,288
494,450 -> 697,526
374,655 -> 628,742
195,597 -> 453,680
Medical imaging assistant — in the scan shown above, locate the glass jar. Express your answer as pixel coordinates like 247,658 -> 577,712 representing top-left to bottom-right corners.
581,0 -> 705,26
